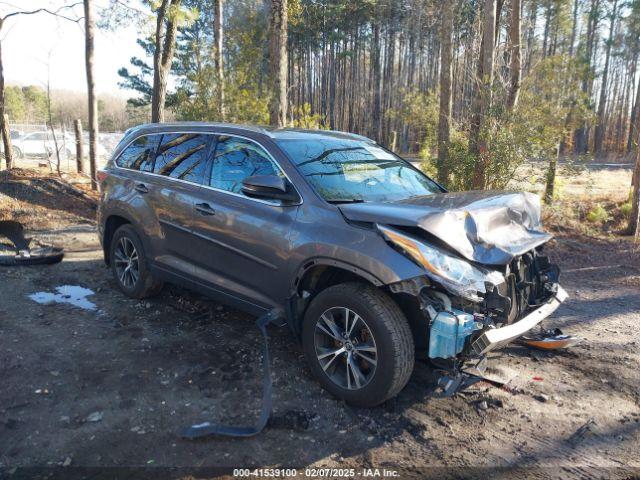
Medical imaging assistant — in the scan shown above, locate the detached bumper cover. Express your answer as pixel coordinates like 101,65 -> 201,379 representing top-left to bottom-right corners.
471,286 -> 568,355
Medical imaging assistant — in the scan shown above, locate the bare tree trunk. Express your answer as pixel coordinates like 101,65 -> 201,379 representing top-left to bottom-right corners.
151,0 -> 181,123
628,85 -> 640,235
506,0 -> 521,111
574,0 -> 601,154
48,122 -> 61,176
152,0 -> 169,123
629,67 -> 640,153
1,114 -> 12,169
214,0 -> 225,121
45,53 -> 61,176
371,21 -> 382,140
437,0 -> 453,185
0,22 -> 13,170
594,0 -> 618,154
84,0 -> 98,189
470,0 -> 497,189
269,0 -> 288,127
544,143 -> 561,204
524,0 -> 538,73
569,0 -> 579,56
628,138 -> 640,235
74,119 -> 84,174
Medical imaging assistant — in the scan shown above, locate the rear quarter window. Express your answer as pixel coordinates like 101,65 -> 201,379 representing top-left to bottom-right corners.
115,135 -> 160,171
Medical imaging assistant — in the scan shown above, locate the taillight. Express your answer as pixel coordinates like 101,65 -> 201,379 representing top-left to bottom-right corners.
96,170 -> 108,183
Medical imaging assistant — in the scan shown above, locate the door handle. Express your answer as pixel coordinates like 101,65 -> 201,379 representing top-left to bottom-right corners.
134,183 -> 149,194
195,202 -> 216,216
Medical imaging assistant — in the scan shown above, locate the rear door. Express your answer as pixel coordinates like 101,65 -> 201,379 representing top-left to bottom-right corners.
144,132 -> 213,275
189,134 -> 300,309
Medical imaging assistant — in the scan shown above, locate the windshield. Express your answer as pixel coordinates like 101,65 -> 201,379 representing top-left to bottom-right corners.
276,138 -> 441,203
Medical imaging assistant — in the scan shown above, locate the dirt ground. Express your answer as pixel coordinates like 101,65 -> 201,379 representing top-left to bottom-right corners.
1,167 -> 639,479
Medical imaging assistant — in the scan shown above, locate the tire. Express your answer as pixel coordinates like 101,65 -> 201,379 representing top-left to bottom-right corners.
302,282 -> 414,407
109,224 -> 163,299
1,147 -> 22,160
0,247 -> 64,266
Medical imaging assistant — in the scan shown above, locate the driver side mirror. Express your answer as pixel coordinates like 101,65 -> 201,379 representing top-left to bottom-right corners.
241,175 -> 300,204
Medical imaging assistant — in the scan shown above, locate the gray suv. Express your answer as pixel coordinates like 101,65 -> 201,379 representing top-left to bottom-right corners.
98,122 -> 566,407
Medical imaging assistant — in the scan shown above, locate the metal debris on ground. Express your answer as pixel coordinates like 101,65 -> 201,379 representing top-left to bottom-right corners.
85,411 -> 104,423
568,418 -> 598,447
519,327 -> 582,350
0,220 -> 63,266
180,309 -> 284,439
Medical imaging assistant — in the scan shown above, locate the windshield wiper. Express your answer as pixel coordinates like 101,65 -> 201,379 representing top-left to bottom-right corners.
325,198 -> 366,204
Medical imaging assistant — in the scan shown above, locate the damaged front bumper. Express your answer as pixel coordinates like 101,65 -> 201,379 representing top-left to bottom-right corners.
471,285 -> 568,355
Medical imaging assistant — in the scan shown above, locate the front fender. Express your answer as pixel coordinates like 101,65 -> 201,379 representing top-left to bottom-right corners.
286,217 -> 426,294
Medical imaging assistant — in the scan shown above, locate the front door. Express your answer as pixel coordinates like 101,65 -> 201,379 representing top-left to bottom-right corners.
190,134 -> 300,309
21,132 -> 50,157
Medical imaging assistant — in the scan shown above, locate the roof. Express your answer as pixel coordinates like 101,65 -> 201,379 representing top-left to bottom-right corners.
123,122 -> 375,144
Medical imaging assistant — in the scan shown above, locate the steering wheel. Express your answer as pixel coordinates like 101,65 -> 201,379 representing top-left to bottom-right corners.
360,177 -> 381,187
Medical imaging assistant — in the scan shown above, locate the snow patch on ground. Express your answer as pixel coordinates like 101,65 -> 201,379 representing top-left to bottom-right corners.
29,285 -> 97,311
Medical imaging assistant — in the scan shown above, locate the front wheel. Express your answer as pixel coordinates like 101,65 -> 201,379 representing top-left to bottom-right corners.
302,283 -> 415,407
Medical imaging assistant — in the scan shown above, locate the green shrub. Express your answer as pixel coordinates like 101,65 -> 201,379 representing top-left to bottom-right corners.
586,204 -> 610,224
291,103 -> 327,129
620,202 -> 632,218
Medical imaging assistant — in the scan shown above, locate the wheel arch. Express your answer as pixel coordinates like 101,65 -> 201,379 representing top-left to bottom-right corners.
102,214 -> 133,265
289,259 -> 427,355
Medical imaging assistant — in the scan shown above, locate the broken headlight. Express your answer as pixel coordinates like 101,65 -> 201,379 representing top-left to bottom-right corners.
379,225 -> 505,302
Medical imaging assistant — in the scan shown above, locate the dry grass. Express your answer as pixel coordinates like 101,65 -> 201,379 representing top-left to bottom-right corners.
507,163 -> 634,239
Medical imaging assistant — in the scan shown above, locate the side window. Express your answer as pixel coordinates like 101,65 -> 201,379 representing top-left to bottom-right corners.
115,135 -> 159,171
28,133 -> 47,141
208,135 -> 281,195
153,133 -> 209,183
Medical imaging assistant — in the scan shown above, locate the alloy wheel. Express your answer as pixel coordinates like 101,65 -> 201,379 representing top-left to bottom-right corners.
113,237 -> 139,289
314,307 -> 378,390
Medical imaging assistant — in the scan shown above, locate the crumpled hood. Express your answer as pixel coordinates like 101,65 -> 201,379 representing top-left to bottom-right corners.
339,191 -> 552,266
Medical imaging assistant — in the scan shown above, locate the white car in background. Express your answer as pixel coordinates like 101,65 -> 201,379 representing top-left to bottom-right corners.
6,131 -> 107,160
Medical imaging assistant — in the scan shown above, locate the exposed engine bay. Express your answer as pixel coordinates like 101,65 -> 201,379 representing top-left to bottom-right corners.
388,246 -> 565,394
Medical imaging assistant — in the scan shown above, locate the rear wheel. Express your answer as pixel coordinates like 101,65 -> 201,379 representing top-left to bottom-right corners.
302,282 -> 414,407
109,224 -> 163,299
0,147 -> 22,159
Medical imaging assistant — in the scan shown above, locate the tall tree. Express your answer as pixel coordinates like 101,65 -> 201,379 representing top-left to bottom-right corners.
213,0 -> 225,120
0,3 -> 80,170
574,0 -> 602,153
84,0 -> 98,189
594,0 -> 618,153
437,0 -> 454,184
470,0 -> 497,189
0,17 -> 12,170
152,0 -> 182,123
268,0 -> 288,127
628,120 -> 640,235
506,0 -> 521,111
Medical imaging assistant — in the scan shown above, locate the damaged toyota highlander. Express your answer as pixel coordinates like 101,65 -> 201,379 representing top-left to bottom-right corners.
97,123 -> 566,407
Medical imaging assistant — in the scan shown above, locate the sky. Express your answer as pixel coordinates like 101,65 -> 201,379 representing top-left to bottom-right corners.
1,0 -> 144,97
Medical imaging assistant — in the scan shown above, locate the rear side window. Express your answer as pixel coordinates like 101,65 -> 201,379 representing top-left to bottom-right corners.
153,133 -> 210,183
115,135 -> 159,171
208,135 -> 280,195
